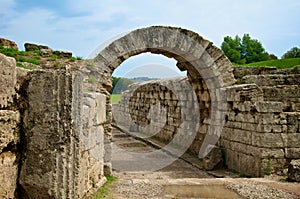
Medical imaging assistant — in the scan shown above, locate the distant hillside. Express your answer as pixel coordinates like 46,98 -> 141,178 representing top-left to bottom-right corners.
130,77 -> 160,82
241,58 -> 300,69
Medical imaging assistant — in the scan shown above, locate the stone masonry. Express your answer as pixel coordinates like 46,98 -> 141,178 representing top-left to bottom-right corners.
115,65 -> 300,177
19,70 -> 106,198
0,53 -> 19,198
0,26 -> 300,198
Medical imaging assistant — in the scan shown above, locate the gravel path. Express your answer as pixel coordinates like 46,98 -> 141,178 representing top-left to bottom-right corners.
226,181 -> 299,199
116,181 -> 164,199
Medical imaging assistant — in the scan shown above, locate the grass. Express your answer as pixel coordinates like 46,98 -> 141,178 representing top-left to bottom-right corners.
241,58 -> 300,69
110,94 -> 122,104
16,62 -> 38,70
93,175 -> 117,199
88,76 -> 97,84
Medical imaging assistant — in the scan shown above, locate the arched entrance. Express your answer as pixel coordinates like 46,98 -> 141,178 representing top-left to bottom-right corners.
86,26 -> 236,173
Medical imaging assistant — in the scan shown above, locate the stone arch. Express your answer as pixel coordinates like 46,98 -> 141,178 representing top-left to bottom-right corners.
85,26 -> 236,172
92,26 -> 235,90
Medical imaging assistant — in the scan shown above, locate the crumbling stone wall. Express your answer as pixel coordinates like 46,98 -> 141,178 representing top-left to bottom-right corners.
0,53 -> 19,198
115,65 -> 300,177
19,70 -> 105,198
0,52 -> 107,198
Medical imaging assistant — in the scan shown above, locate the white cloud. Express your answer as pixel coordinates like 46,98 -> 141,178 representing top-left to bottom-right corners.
1,0 -> 299,59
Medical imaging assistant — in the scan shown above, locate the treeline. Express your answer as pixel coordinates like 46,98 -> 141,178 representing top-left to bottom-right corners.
110,76 -> 160,94
221,34 -> 300,65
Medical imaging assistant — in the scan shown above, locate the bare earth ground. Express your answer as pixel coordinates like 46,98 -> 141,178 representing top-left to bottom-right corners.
105,128 -> 300,199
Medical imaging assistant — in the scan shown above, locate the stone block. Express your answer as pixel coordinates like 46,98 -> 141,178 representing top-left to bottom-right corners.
282,133 -> 300,148
285,148 -> 300,158
255,102 -> 283,113
199,146 -> 223,170
0,38 -> 18,49
252,132 -> 284,148
288,159 -> 300,182
0,152 -> 18,199
20,70 -> 105,198
0,110 -> 20,152
24,43 -> 52,51
231,129 -> 252,144
83,92 -> 106,127
225,84 -> 263,102
0,53 -> 16,108
224,149 -> 263,177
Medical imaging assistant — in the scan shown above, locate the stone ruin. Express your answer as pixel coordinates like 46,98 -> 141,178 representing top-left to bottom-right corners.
114,66 -> 300,177
0,26 -> 299,198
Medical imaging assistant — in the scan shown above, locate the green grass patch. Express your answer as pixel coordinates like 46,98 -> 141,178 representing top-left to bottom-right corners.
93,175 -> 117,199
16,62 -> 38,70
27,57 -> 40,65
242,58 -> 300,69
0,46 -> 19,57
110,94 -> 122,104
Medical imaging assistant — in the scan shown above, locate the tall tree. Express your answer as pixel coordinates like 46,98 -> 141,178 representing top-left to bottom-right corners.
282,47 -> 300,58
221,34 -> 269,64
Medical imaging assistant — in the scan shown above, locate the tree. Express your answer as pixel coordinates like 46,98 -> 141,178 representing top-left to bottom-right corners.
110,76 -> 134,94
221,34 -> 269,64
269,54 -> 278,60
282,47 -> 300,59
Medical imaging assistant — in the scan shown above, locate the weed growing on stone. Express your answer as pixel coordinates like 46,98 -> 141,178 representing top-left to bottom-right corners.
88,76 -> 97,84
265,155 -> 273,176
93,175 -> 117,199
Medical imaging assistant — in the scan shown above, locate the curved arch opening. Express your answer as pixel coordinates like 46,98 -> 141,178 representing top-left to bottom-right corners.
83,26 -> 235,173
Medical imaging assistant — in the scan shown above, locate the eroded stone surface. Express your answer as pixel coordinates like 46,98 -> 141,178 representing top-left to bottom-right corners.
0,152 -> 18,199
0,38 -> 18,49
288,159 -> 300,182
0,53 -> 16,108
20,70 -> 105,198
0,110 -> 20,152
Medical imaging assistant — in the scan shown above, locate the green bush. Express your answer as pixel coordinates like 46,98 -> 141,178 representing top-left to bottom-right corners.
70,57 -> 77,62
27,57 -> 40,65
0,46 -> 19,57
50,54 -> 59,60
17,56 -> 27,62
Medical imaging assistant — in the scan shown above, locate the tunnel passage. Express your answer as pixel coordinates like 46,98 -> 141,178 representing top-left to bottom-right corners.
84,26 -> 236,171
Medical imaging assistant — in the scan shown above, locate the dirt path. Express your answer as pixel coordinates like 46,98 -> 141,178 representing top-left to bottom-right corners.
105,128 -> 300,199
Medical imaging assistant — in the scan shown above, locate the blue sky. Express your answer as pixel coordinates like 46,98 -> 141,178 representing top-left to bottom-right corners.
1,0 -> 299,77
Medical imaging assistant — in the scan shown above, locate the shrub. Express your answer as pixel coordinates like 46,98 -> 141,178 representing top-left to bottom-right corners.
27,57 -> 40,65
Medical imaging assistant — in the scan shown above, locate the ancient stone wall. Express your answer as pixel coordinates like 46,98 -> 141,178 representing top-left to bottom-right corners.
114,66 -> 300,177
0,53 -> 19,198
113,77 -> 201,155
1,26 -> 300,198
19,70 -> 106,198
0,52 -> 107,198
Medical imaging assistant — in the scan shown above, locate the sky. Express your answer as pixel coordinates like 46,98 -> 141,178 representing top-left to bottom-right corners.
1,0 -> 299,77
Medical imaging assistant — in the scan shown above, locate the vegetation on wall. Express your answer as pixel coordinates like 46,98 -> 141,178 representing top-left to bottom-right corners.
0,45 -> 83,69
